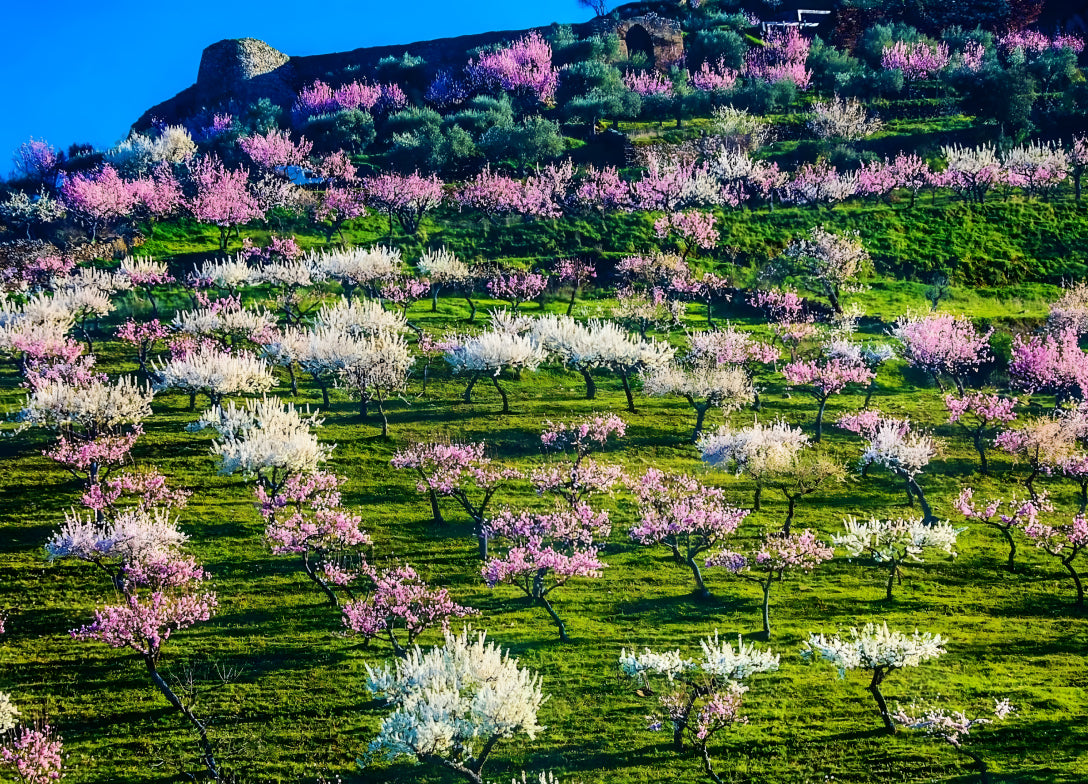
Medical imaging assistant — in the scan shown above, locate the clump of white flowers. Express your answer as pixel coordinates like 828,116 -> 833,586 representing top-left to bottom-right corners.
802,622 -> 946,734
363,628 -> 546,784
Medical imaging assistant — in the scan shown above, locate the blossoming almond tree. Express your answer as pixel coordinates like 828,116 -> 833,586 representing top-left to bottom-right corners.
833,516 -> 961,601
1023,513 -> 1088,606
945,392 -> 1017,475
260,471 -> 371,606
644,362 -> 754,443
391,441 -> 520,558
21,375 -> 154,488
342,564 -> 476,657
363,628 -> 547,784
445,330 -> 545,414
482,504 -> 609,642
893,313 -> 993,394
802,622 -> 946,733
0,717 -> 65,784
706,530 -> 833,637
697,419 -> 809,511
893,698 -> 1014,784
51,507 -> 222,779
628,468 -> 749,598
619,632 -> 778,774
782,356 -> 874,442
955,488 -> 1050,572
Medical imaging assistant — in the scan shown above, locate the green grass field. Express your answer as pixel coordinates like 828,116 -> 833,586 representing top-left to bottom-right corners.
3,194 -> 1087,784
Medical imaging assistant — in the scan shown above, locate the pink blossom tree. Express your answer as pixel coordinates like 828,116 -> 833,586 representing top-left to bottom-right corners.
238,128 -> 313,170
555,258 -> 596,316
13,137 -> 63,191
486,269 -> 548,312
783,357 -> 875,441
1008,328 -> 1088,403
893,697 -> 1015,784
260,471 -> 371,606
468,31 -> 559,105
881,41 -> 951,80
391,441 -> 521,558
706,530 -> 833,637
483,504 -> 609,642
60,164 -> 137,240
363,171 -> 444,236
745,28 -> 812,89
945,393 -> 1018,475
342,563 -> 476,657
628,468 -> 749,598
0,724 -> 64,784
653,210 -> 718,260
955,488 -> 1051,571
1023,513 -> 1088,606
186,155 -> 263,250
893,313 -> 993,394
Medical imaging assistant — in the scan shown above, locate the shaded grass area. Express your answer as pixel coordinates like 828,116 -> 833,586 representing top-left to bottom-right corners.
2,276 -> 1087,783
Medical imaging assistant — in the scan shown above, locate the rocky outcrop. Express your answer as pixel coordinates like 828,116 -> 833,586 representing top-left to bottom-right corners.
133,10 -> 688,130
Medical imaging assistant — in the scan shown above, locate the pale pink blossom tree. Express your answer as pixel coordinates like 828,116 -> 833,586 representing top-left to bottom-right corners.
391,441 -> 521,558
955,487 -> 1051,571
628,468 -> 749,598
1023,513 -> 1088,606
706,530 -> 833,637
187,155 -> 263,250
342,563 -> 476,657
783,357 -> 874,442
260,471 -> 371,606
945,392 -> 1018,474
0,724 -> 64,784
893,313 -> 993,394
893,698 -> 1015,784
483,504 -> 609,641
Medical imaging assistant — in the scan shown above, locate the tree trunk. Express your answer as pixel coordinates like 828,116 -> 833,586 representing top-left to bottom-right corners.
539,594 -> 570,642
886,562 -> 899,602
974,431 -> 988,475
492,375 -> 510,414
431,286 -> 440,312
620,370 -> 636,413
303,552 -> 340,607
814,396 -> 828,442
145,660 -> 222,781
753,484 -> 762,512
287,363 -> 298,397
567,285 -> 578,316
868,668 -> 896,734
465,295 -> 477,322
782,494 -> 798,535
691,402 -> 709,444
905,474 -> 936,525
688,555 -> 710,599
1063,556 -> 1084,607
428,489 -> 444,524
580,368 -> 597,399
761,577 -> 772,637
463,373 -> 479,403
1001,525 -> 1017,572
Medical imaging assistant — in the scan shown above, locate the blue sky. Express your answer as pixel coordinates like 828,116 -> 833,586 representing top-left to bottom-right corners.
2,0 -> 587,178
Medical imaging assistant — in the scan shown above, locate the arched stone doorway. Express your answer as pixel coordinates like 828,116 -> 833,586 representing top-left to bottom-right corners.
625,24 -> 655,68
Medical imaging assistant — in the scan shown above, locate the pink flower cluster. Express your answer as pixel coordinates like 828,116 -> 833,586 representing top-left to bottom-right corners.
624,69 -> 672,96
894,313 -> 993,389
391,441 -> 520,496
654,210 -> 718,258
1009,329 -> 1088,400
468,31 -> 559,104
486,270 -> 548,305
341,563 -> 475,651
998,30 -> 1085,55
629,468 -> 748,546
293,79 -> 407,121
81,468 -> 191,514
540,413 -> 626,455
783,357 -> 874,397
689,58 -> 738,92
945,392 -> 1017,427
0,726 -> 64,784
238,129 -> 313,170
260,472 -> 371,555
745,28 -> 811,90
73,586 -> 217,659
881,41 -> 951,80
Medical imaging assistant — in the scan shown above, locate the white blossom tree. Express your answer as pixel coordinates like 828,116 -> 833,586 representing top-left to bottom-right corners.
153,346 -> 276,408
445,331 -> 545,414
338,330 -> 413,435
620,632 -> 779,780
833,515 -> 961,600
363,628 -> 546,784
802,622 -> 947,734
